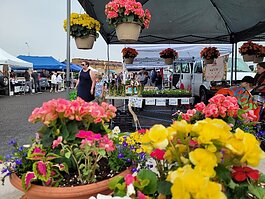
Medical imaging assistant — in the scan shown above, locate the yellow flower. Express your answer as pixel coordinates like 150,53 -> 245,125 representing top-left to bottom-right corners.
189,148 -> 217,177
148,124 -> 169,149
171,120 -> 192,136
194,181 -> 227,199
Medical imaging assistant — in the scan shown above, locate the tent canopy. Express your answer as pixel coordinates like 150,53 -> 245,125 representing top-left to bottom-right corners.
78,0 -> 265,44
18,55 -> 66,70
61,61 -> 82,72
0,48 -> 33,68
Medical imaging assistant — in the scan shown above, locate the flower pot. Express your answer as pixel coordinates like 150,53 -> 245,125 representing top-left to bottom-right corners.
74,34 -> 96,50
242,54 -> 255,62
124,57 -> 134,64
115,22 -> 141,43
203,58 -> 214,64
164,58 -> 173,65
10,168 -> 131,199
253,56 -> 264,63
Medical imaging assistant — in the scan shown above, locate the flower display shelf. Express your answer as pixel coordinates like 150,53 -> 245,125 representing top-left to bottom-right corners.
243,54 -> 255,62
164,58 -> 173,65
75,35 -> 96,50
115,22 -> 141,43
253,56 -> 264,63
204,58 -> 214,64
10,168 -> 131,199
124,57 -> 134,64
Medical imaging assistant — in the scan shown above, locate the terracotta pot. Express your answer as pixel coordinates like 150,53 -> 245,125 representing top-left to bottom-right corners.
164,58 -> 173,65
203,58 -> 214,64
124,57 -> 134,64
75,34 -> 96,50
10,168 -> 131,199
115,22 -> 141,43
253,56 -> 264,63
242,54 -> 255,62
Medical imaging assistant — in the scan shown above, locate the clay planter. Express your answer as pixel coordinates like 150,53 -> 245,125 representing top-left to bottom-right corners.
124,57 -> 134,64
10,168 -> 131,199
164,58 -> 174,65
242,54 -> 255,62
75,34 -> 96,50
115,22 -> 141,43
253,56 -> 264,63
203,58 -> 214,64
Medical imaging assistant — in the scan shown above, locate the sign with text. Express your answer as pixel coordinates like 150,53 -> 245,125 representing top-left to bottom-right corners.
129,97 -> 143,108
169,98 -> 178,105
156,99 -> 166,106
145,98 -> 156,105
203,55 -> 228,81
181,98 -> 190,104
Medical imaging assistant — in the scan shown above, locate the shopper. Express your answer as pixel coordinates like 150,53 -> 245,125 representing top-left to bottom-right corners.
94,74 -> 105,104
50,71 -> 57,92
24,70 -> 32,94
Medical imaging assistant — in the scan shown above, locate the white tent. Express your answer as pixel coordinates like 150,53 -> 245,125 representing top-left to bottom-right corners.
0,48 -> 33,68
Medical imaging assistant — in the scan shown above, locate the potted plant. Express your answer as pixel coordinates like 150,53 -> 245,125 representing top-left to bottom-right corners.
63,13 -> 101,49
105,95 -> 265,199
122,47 -> 138,64
0,98 -> 144,199
200,46 -> 220,64
159,48 -> 178,65
105,0 -> 151,43
239,41 -> 260,62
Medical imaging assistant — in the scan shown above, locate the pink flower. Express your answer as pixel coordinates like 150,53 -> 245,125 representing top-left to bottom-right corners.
195,102 -> 206,111
125,174 -> 135,185
52,136 -> 63,149
137,190 -> 148,199
99,135 -> 115,152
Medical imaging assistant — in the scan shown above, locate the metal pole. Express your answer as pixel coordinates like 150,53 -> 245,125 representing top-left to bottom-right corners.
107,44 -> 110,83
234,42 -> 238,81
66,0 -> 71,99
231,43 -> 234,84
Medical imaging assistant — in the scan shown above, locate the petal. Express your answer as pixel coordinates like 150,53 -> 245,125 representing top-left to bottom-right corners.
247,170 -> 260,181
232,172 -> 247,182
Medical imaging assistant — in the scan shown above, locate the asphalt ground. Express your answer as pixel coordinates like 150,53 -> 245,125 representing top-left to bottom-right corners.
0,91 -> 68,156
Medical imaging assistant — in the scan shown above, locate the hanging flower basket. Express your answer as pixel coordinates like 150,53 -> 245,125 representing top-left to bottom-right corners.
105,0 -> 151,43
204,58 -> 214,64
75,35 -> 96,50
164,58 -> 174,65
124,57 -> 134,64
242,54 -> 255,62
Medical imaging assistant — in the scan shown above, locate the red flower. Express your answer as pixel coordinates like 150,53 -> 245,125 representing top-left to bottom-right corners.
122,47 -> 138,58
150,149 -> 165,160
159,48 -> 178,59
200,47 -> 220,60
137,129 -> 146,134
232,166 -> 260,182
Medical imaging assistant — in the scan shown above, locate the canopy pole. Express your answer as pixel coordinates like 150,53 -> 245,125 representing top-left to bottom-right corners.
234,42 -> 238,81
66,0 -> 71,99
230,43 -> 234,84
107,44 -> 110,83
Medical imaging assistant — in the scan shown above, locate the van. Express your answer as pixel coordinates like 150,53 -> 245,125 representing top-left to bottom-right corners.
172,56 -> 255,102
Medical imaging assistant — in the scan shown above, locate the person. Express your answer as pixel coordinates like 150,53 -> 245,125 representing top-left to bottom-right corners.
31,70 -> 40,93
56,73 -> 63,91
50,71 -> 57,92
150,68 -> 157,86
10,70 -> 17,92
143,71 -> 151,86
94,74 -> 105,104
75,61 -> 96,102
24,69 -> 32,94
155,71 -> 163,90
253,62 -> 265,93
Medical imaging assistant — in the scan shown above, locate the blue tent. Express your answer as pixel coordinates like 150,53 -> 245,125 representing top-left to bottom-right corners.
61,61 -> 82,72
17,55 -> 66,70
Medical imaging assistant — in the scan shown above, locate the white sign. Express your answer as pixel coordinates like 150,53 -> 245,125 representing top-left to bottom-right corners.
145,98 -> 156,105
156,99 -> 166,106
204,55 -> 228,81
169,98 -> 178,105
181,98 -> 190,104
129,97 -> 143,108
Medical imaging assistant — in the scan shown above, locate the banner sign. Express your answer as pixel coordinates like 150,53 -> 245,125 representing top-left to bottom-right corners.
156,99 -> 166,106
145,98 -> 156,105
129,97 -> 143,108
168,98 -> 178,105
181,98 -> 189,104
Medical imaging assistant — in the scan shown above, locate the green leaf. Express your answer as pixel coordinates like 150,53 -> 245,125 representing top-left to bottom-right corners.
65,151 -> 71,159
157,181 -> 172,196
248,184 -> 265,199
137,169 -> 158,195
215,164 -> 231,184
227,179 -> 238,189
109,176 -> 124,190
61,123 -> 70,140
259,173 -> 265,183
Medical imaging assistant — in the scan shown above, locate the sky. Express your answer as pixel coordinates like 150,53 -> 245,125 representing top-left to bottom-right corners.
0,0 -> 124,62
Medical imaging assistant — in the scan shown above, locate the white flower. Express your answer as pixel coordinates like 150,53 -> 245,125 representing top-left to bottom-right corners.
126,184 -> 136,197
